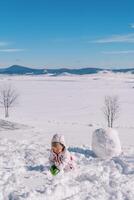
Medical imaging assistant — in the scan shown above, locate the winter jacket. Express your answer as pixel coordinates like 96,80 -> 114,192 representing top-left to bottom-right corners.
49,148 -> 75,171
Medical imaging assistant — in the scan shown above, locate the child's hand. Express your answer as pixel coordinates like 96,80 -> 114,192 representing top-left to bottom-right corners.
50,165 -> 60,176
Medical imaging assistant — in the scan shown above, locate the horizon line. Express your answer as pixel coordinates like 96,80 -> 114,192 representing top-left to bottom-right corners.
0,64 -> 134,70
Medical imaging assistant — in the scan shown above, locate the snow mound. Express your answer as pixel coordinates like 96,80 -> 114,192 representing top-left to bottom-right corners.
92,128 -> 122,159
0,119 -> 30,131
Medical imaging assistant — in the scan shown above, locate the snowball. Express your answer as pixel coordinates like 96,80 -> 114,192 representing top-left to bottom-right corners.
92,128 -> 122,159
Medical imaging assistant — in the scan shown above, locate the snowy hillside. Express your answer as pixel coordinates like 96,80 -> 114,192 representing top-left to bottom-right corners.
0,73 -> 134,199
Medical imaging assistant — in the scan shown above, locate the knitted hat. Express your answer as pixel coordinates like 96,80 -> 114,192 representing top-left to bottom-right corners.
51,134 -> 66,147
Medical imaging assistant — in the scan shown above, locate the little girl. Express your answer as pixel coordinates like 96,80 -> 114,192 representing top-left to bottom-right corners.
49,134 -> 75,174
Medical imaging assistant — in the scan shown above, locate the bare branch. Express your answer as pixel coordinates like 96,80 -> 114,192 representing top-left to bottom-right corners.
102,95 -> 120,128
0,84 -> 19,117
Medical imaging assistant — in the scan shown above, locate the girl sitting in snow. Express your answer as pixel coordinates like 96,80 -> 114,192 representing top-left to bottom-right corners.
49,134 -> 75,175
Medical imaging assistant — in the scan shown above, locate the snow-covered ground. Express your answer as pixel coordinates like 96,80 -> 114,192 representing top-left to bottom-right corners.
0,73 -> 134,199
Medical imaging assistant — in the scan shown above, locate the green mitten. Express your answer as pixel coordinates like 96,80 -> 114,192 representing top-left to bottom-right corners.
50,165 -> 60,176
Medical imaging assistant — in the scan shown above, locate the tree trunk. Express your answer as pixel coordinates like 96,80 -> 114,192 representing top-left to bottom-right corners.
5,106 -> 9,118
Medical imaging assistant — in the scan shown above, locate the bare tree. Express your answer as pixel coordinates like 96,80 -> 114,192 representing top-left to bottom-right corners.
0,85 -> 19,118
103,95 -> 120,128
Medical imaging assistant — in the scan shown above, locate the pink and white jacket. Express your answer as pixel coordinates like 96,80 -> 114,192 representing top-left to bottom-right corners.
49,134 -> 75,171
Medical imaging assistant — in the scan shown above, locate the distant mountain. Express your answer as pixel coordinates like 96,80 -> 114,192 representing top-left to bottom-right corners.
0,65 -> 134,75
45,67 -> 103,75
0,65 -> 103,75
112,68 -> 134,73
0,65 -> 46,75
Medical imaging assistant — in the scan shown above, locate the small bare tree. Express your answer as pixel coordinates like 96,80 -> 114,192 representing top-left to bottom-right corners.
103,95 -> 120,128
0,85 -> 19,118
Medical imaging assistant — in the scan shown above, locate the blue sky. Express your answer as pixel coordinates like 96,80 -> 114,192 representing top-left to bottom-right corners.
0,0 -> 134,68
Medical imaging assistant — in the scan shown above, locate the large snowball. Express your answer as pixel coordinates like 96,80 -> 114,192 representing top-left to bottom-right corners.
92,128 -> 121,159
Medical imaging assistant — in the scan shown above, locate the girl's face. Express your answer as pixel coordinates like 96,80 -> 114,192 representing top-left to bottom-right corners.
52,142 -> 64,154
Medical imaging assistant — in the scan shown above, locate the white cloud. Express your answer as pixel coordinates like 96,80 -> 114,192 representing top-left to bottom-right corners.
91,33 -> 134,43
0,49 -> 25,52
130,24 -> 134,28
0,42 -> 9,46
102,50 -> 134,54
